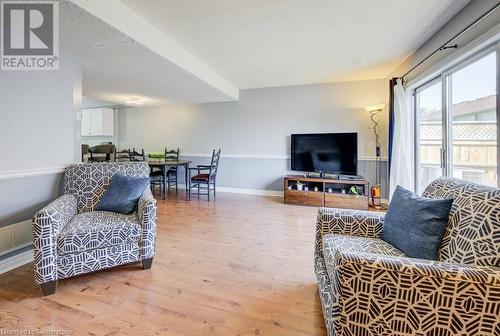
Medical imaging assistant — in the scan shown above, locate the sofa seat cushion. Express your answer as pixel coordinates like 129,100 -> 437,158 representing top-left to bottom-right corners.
57,211 -> 141,255
322,234 -> 406,281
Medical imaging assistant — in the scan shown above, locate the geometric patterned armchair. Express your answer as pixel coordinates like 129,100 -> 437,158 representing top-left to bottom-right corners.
32,162 -> 157,296
315,177 -> 500,336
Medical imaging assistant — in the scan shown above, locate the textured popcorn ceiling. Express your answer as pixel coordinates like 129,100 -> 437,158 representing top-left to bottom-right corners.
121,0 -> 469,89
60,0 -> 237,106
63,0 -> 469,105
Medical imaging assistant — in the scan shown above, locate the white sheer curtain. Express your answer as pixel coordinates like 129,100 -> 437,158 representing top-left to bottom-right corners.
389,79 -> 415,198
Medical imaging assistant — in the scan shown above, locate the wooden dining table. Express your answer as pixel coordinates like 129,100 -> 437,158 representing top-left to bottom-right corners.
148,160 -> 191,199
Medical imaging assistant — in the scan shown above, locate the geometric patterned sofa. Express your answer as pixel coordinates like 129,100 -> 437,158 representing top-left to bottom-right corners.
315,177 -> 500,335
32,162 -> 157,296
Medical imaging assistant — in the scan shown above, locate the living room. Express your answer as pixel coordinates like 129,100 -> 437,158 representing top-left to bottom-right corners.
0,1 -> 499,335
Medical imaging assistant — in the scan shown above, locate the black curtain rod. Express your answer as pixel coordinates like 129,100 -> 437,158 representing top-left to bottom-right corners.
400,2 -> 500,82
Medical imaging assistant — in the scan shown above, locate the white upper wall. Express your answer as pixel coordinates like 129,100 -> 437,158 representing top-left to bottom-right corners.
0,51 -> 82,171
117,79 -> 389,159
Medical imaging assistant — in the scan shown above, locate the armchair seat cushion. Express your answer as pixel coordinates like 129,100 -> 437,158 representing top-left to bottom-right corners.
191,173 -> 209,182
322,234 -> 405,280
57,211 -> 141,255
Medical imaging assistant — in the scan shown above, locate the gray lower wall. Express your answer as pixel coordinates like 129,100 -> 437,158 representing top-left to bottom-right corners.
0,173 -> 64,227
177,155 -> 388,198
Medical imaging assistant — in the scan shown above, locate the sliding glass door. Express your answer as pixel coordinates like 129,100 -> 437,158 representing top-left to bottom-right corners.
416,79 -> 443,193
447,50 -> 497,187
415,43 -> 499,192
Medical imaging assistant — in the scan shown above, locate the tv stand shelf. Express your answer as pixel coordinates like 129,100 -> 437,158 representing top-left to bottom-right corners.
284,175 -> 369,210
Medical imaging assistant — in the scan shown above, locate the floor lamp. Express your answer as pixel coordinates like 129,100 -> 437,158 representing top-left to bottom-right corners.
365,104 -> 385,207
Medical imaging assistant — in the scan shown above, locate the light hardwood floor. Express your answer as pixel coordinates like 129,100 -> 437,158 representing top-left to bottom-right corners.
0,191 -> 326,336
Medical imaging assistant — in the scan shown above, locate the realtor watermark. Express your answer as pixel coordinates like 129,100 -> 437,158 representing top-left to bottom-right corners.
1,0 -> 59,70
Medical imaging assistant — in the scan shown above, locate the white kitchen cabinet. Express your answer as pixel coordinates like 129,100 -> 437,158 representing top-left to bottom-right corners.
81,108 -> 114,136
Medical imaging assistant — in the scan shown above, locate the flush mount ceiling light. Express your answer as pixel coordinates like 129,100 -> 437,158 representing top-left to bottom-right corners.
124,98 -> 143,106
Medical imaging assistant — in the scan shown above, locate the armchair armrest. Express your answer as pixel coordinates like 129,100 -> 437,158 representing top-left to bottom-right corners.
332,251 -> 500,335
137,187 -> 157,259
32,194 -> 77,284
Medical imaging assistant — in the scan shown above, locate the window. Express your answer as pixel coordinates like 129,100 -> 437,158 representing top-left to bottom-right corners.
416,80 -> 443,193
448,52 -> 497,187
414,44 -> 499,192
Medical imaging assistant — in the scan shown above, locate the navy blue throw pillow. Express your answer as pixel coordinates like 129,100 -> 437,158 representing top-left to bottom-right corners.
382,185 -> 453,260
96,174 -> 150,214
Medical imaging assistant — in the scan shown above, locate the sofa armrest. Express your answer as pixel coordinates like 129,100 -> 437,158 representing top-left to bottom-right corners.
315,208 -> 384,259
316,207 -> 385,238
333,251 -> 500,334
137,187 -> 157,259
32,194 -> 77,284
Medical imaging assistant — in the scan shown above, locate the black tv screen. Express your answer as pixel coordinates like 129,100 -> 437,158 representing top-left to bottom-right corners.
291,133 -> 357,174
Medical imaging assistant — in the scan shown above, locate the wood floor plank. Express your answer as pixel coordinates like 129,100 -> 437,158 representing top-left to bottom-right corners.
0,191 -> 326,336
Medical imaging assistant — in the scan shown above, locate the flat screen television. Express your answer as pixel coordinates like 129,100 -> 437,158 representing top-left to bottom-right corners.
291,133 -> 357,175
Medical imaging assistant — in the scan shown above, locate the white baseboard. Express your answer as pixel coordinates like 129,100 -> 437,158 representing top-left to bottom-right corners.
0,248 -> 33,275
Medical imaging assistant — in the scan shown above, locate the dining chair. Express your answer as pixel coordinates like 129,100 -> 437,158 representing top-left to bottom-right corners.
130,148 -> 146,162
165,148 -> 180,193
188,149 -> 221,201
81,144 -> 89,162
88,144 -> 116,162
149,148 -> 180,196
149,173 -> 163,197
116,149 -> 131,162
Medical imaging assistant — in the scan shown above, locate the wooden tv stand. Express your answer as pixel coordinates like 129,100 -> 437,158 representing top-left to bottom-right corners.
284,175 -> 369,210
